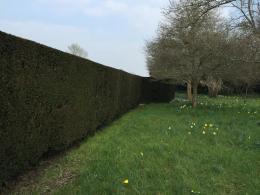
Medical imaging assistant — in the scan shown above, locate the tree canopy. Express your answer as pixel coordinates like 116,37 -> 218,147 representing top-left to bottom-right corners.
145,0 -> 260,107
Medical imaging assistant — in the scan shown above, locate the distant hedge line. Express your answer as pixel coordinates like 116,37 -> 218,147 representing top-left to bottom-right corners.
0,31 -> 175,185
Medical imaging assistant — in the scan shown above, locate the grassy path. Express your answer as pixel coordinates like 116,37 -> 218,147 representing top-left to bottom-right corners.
9,95 -> 260,194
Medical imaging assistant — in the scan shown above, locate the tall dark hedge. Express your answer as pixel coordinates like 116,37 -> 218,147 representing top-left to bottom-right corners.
0,31 -> 175,185
141,79 -> 175,103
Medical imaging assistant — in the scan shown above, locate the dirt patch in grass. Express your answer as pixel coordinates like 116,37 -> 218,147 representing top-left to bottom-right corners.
0,144 -> 81,195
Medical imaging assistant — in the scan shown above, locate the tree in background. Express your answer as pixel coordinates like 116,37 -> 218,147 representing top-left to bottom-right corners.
201,76 -> 223,97
68,43 -> 88,58
189,0 -> 260,96
146,0 -> 229,107
146,0 -> 260,106
222,32 -> 260,97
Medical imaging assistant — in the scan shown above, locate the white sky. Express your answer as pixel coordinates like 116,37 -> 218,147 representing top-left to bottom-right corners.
0,0 -> 232,76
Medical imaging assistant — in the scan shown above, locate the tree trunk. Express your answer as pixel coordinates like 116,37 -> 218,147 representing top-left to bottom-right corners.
207,78 -> 222,98
208,87 -> 214,97
187,81 -> 192,101
244,84 -> 249,103
192,81 -> 198,108
245,85 -> 249,98
213,88 -> 219,97
208,87 -> 218,98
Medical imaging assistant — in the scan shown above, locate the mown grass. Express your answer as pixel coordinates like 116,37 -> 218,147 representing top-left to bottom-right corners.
8,94 -> 260,194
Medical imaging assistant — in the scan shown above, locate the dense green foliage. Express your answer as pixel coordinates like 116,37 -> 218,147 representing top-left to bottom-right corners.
7,94 -> 260,194
0,31 -> 175,185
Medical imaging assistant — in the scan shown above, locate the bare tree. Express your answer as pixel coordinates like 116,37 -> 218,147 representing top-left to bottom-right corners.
223,32 -> 260,96
186,0 -> 260,35
201,76 -> 223,97
68,43 -> 88,58
146,0 -> 230,107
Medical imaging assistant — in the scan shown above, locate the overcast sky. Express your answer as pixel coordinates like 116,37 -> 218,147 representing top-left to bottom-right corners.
0,0 -> 174,76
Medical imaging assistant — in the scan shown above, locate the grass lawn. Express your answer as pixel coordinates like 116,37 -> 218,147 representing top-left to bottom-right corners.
7,94 -> 260,194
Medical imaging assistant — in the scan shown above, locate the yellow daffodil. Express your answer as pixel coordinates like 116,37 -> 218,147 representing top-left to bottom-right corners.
188,131 -> 191,135
123,179 -> 129,184
140,152 -> 144,156
168,126 -> 172,130
209,124 -> 213,127
204,124 -> 208,127
202,131 -> 206,134
191,125 -> 194,128
213,132 -> 217,135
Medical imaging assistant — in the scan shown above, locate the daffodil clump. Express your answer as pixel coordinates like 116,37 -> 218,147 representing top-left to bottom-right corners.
202,123 -> 219,135
248,111 -> 258,115
190,122 -> 196,129
180,104 -> 187,109
191,189 -> 201,194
